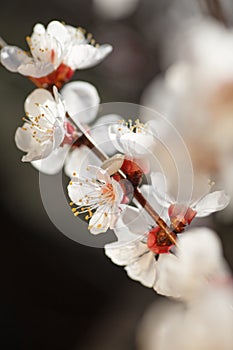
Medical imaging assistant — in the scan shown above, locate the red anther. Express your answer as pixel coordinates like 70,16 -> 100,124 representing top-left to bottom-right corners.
29,63 -> 74,90
147,226 -> 175,254
168,204 -> 197,233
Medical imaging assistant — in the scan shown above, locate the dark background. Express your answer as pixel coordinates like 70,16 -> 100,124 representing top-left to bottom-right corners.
1,1 -> 233,349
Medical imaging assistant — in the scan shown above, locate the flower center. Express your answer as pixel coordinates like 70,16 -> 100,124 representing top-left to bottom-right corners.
29,63 -> 74,89
118,119 -> 146,134
147,227 -> 176,254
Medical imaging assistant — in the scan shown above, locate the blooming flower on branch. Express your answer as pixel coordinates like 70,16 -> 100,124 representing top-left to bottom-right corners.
154,227 -> 232,301
68,166 -> 125,234
109,119 -> 156,157
105,207 -> 157,287
105,119 -> 155,186
150,172 -> 230,232
15,86 -> 71,164
15,81 -> 120,175
1,20 -> 112,88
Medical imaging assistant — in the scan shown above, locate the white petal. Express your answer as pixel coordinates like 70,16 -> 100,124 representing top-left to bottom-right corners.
125,252 -> 156,287
67,177 -> 95,205
61,81 -> 100,123
155,227 -> 228,300
31,145 -> 70,174
18,61 -> 55,77
15,124 -> 35,152
91,114 -> 121,155
108,123 -> 129,153
30,31 -> 63,70
65,25 -> 85,44
121,206 -> 151,238
195,191 -> 230,217
151,172 -> 174,208
120,132 -> 155,156
65,44 -> 112,69
47,21 -> 70,49
24,88 -> 56,116
64,146 -> 101,178
154,253 -> 182,298
0,46 -> 31,72
101,154 -> 125,176
15,125 -> 52,161
84,165 -> 111,184
89,205 -> 113,234
105,240 -> 148,266
136,184 -> 169,224
33,23 -> 46,35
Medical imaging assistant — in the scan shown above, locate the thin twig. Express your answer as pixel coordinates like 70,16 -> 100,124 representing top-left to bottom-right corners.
70,114 -> 177,245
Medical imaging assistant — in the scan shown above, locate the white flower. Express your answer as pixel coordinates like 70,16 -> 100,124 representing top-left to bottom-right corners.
155,227 -> 232,301
15,81 -> 120,175
109,119 -> 156,157
68,166 -> 124,234
151,172 -> 230,223
1,20 -> 112,79
15,86 -> 68,162
93,0 -> 139,20
105,206 -> 157,287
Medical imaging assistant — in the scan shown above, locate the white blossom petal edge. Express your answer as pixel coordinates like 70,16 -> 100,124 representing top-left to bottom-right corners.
151,172 -> 230,217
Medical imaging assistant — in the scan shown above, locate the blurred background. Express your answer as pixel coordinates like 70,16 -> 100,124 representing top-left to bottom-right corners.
1,0 -> 233,349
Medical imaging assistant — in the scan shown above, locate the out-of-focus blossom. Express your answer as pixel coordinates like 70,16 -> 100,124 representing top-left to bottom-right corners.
138,229 -> 233,350
142,19 -> 233,218
155,227 -> 232,300
105,206 -> 157,287
1,20 -> 112,88
68,166 -> 124,234
93,0 -> 139,20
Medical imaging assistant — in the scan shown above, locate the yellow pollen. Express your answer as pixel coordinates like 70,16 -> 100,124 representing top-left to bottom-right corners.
74,212 -> 79,217
69,202 -> 74,206
97,224 -> 102,228
71,208 -> 77,213
69,181 -> 73,185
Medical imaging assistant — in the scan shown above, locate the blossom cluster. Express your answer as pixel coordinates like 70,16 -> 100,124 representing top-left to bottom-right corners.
0,19 -> 231,302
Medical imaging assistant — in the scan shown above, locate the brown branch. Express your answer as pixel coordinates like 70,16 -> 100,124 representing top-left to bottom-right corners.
69,113 -> 177,245
201,0 -> 229,27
